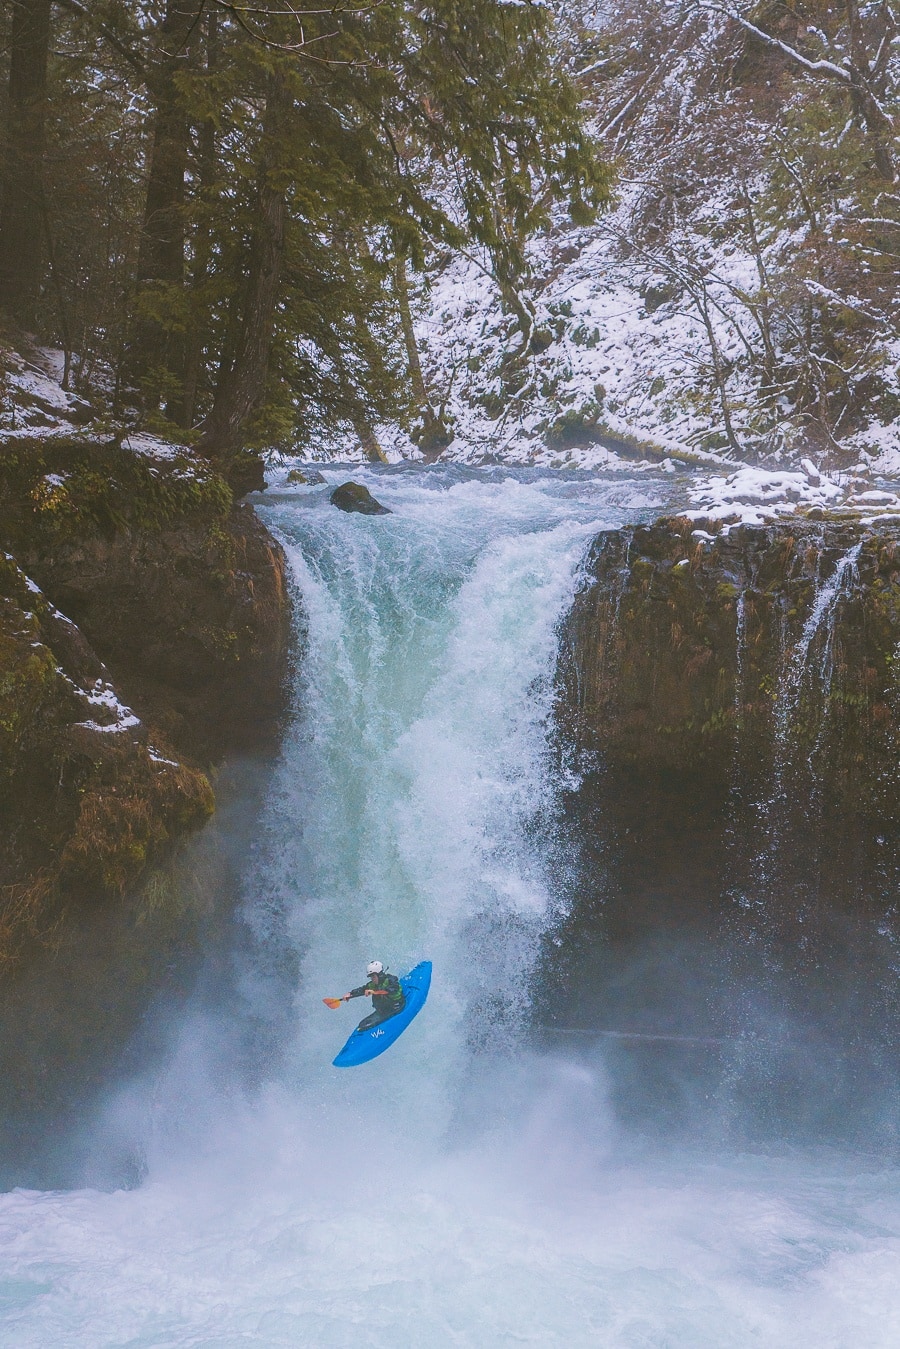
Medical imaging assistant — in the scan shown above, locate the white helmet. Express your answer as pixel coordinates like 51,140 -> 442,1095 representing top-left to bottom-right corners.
366,960 -> 384,976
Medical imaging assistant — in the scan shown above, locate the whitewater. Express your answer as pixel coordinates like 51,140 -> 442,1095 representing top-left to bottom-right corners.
1,466 -> 899,1347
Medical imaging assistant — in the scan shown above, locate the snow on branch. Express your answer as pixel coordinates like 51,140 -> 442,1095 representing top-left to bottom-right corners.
803,279 -> 891,325
694,2 -> 852,83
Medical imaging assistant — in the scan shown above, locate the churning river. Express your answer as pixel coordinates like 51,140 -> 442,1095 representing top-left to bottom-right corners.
1,466 -> 899,1346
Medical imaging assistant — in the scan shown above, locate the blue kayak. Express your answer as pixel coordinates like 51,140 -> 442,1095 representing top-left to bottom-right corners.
333,961 -> 432,1068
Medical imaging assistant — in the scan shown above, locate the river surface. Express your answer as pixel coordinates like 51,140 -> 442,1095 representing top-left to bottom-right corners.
1,465 -> 899,1346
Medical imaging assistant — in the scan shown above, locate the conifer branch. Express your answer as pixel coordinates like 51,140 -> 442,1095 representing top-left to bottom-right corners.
215,1 -> 385,14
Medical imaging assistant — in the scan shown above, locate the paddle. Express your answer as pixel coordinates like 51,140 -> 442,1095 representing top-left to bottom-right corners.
323,989 -> 390,1009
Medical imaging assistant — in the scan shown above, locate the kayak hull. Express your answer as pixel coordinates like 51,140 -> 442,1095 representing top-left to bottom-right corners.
332,961 -> 432,1068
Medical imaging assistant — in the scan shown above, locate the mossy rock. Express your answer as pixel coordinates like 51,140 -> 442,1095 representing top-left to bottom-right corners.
286,467 -> 325,485
529,327 -> 554,354
330,482 -> 392,515
58,752 -> 214,898
0,436 -> 232,553
562,516 -> 900,787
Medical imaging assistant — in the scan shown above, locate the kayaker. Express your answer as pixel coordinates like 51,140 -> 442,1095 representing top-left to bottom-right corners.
341,960 -> 406,1031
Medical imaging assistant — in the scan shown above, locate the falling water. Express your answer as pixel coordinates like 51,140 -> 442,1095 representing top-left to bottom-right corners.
0,470 -> 898,1348
774,539 -> 864,751
741,540 -> 867,913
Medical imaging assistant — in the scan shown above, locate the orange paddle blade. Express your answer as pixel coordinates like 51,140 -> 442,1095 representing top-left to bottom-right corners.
322,997 -> 342,1009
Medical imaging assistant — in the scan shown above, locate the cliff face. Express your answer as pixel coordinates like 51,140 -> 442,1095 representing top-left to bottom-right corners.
1,436 -> 290,922
0,550 -> 215,918
549,517 -> 900,1141
557,517 -> 900,950
0,435 -> 290,1165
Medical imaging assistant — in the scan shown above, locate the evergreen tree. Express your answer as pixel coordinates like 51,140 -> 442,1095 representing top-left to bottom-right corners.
0,0 -> 608,473
0,0 -> 51,327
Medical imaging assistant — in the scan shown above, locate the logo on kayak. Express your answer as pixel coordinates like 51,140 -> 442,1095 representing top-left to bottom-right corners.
372,1028 -> 385,1037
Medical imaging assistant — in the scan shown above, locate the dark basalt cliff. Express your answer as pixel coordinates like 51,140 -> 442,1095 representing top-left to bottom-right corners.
0,436 -> 290,1165
553,515 -> 900,1138
554,517 -> 900,1098
566,516 -> 899,764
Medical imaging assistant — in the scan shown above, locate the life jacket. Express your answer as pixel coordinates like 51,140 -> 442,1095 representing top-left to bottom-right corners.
369,972 -> 403,1008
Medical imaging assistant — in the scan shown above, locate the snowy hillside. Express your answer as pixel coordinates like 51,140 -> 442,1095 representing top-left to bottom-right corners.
378,0 -> 899,474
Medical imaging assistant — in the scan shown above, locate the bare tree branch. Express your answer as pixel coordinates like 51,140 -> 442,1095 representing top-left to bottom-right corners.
54,0 -> 147,75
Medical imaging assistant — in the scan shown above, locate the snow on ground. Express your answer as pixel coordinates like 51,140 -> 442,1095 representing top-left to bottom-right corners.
123,431 -> 194,461
0,346 -> 95,433
3,557 -> 146,743
687,466 -> 843,526
375,176 -> 900,479
854,411 -> 900,476
75,680 -> 142,735
0,348 -> 214,489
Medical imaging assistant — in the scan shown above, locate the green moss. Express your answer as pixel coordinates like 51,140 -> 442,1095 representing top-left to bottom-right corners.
547,401 -> 601,445
700,706 -> 729,735
0,439 -> 232,551
204,521 -> 238,581
59,755 -> 214,897
0,586 -> 75,785
479,391 -> 505,419
828,688 -> 870,708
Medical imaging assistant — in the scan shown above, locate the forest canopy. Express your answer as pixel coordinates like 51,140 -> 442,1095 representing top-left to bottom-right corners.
0,0 -> 608,471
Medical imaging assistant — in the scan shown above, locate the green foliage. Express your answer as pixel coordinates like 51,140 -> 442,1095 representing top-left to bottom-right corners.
0,615 -> 59,770
0,439 -> 232,545
547,399 -> 603,445
13,0 -> 609,454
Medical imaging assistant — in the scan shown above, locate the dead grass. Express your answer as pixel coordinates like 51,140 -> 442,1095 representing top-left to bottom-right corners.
0,870 -> 63,967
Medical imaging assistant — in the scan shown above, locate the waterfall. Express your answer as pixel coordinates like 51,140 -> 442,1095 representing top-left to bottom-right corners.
1,473 -> 899,1348
244,472 -> 606,1115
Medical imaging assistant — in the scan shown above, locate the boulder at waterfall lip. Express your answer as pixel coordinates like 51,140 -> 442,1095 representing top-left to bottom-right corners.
332,961 -> 431,1067
330,481 -> 392,515
286,466 -> 326,486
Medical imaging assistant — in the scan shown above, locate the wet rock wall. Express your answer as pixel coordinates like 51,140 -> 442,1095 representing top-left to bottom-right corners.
0,437 -> 291,1168
555,515 -> 900,1003
559,517 -> 900,921
554,517 -> 900,1067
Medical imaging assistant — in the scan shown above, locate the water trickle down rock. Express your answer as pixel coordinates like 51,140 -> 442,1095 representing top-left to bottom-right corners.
557,518 -> 900,944
748,539 -> 866,919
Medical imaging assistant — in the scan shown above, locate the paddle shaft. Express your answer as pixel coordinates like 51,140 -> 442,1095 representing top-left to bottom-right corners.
323,989 -> 389,1009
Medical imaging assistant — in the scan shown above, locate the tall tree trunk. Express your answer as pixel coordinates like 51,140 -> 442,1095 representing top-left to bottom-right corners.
0,0 -> 51,327
393,256 -> 431,412
197,78 -> 289,458
125,1 -> 198,412
181,8 -> 219,427
737,182 -> 778,388
352,415 -> 388,463
394,253 -> 453,457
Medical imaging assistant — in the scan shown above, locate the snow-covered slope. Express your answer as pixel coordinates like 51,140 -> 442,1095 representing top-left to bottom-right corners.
372,1 -> 899,476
